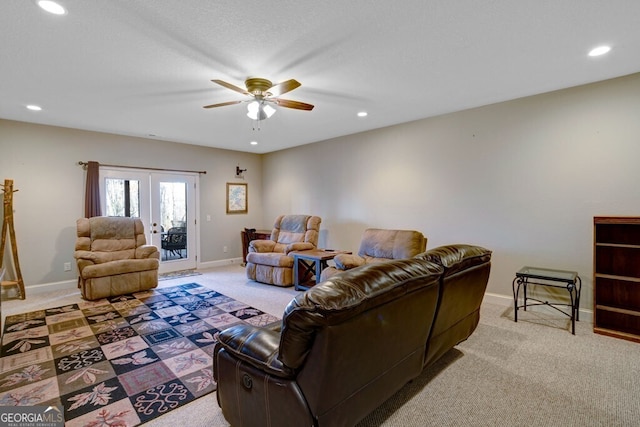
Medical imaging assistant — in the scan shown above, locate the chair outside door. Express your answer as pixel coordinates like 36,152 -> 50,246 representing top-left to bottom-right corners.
162,227 -> 187,259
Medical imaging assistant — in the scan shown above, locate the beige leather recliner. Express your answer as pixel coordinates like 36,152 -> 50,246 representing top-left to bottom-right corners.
75,216 -> 159,300
320,228 -> 427,281
246,214 -> 321,287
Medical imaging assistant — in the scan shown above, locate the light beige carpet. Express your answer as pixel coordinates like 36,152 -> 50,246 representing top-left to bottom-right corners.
2,265 -> 639,426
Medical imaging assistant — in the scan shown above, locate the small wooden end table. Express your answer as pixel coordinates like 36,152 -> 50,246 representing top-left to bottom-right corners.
292,249 -> 351,291
512,266 -> 581,334
241,229 -> 271,266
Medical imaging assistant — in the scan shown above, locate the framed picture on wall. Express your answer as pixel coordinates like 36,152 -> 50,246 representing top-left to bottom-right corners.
226,183 -> 248,214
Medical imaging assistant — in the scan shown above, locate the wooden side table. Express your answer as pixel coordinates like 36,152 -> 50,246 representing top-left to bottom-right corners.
241,229 -> 271,266
292,249 -> 351,291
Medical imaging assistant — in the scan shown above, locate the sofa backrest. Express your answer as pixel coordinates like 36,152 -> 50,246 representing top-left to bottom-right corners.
270,214 -> 321,252
279,258 -> 443,426
358,228 -> 427,262
415,244 -> 492,366
76,217 -> 147,263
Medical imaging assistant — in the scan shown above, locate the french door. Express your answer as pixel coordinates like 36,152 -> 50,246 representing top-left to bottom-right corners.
100,168 -> 198,273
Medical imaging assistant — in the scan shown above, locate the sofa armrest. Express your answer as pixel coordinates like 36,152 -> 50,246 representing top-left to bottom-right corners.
285,242 -> 314,254
75,258 -> 95,275
216,324 -> 295,379
74,250 -> 97,261
136,245 -> 159,259
250,239 -> 277,253
333,254 -> 365,270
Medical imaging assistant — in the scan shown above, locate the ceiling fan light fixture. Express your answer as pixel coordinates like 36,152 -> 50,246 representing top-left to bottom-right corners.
206,77 -> 312,120
247,100 -> 276,120
246,101 -> 263,120
263,104 -> 276,118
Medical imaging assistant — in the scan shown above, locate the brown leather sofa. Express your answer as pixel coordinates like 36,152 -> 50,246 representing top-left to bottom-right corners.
214,244 -> 492,427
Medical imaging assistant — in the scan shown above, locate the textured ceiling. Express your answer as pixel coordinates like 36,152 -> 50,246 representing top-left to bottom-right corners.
1,1 -> 639,153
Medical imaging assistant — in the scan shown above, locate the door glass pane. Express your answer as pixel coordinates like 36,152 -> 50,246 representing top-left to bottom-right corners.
160,181 -> 187,261
104,178 -> 140,217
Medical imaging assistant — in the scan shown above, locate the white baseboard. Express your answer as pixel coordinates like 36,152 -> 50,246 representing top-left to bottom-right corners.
16,268 -> 594,326
17,279 -> 78,296
483,292 -> 512,307
484,292 -> 593,324
197,257 -> 243,270
14,258 -> 245,297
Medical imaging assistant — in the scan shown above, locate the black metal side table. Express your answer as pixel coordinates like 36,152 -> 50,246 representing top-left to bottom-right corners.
512,266 -> 582,334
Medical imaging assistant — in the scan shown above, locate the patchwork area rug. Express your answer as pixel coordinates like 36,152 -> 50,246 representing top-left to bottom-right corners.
0,283 -> 280,426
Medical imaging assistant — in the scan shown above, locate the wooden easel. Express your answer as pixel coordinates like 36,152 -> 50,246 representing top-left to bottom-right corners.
0,179 -> 25,299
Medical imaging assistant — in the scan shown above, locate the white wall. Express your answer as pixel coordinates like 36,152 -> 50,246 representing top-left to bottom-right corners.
263,72 -> 640,307
0,120 -> 264,287
2,72 -> 639,305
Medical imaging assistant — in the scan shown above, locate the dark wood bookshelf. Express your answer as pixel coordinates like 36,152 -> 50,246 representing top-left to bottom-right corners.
594,216 -> 640,343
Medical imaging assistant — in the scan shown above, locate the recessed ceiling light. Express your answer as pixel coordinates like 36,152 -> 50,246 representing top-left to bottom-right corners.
250,141 -> 258,145
26,105 -> 42,111
37,1 -> 67,15
588,45 -> 611,57
357,111 -> 368,117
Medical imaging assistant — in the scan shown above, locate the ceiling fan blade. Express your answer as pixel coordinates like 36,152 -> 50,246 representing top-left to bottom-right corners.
203,100 -> 243,109
268,79 -> 301,96
274,98 -> 314,111
212,79 -> 250,95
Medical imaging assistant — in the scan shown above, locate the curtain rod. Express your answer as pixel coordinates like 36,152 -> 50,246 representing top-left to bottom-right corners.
78,161 -> 206,175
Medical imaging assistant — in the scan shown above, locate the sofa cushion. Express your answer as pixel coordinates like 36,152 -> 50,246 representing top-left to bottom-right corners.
90,216 -> 136,240
273,215 -> 312,245
280,215 -> 311,233
216,324 -> 294,378
75,249 -> 136,264
359,229 -> 426,259
333,254 -> 365,270
247,252 -> 294,268
415,244 -> 492,276
279,258 -> 443,369
93,238 -> 137,252
81,258 -> 159,279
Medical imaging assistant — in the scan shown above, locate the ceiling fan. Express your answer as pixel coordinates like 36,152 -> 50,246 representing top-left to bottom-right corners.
203,78 -> 314,120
